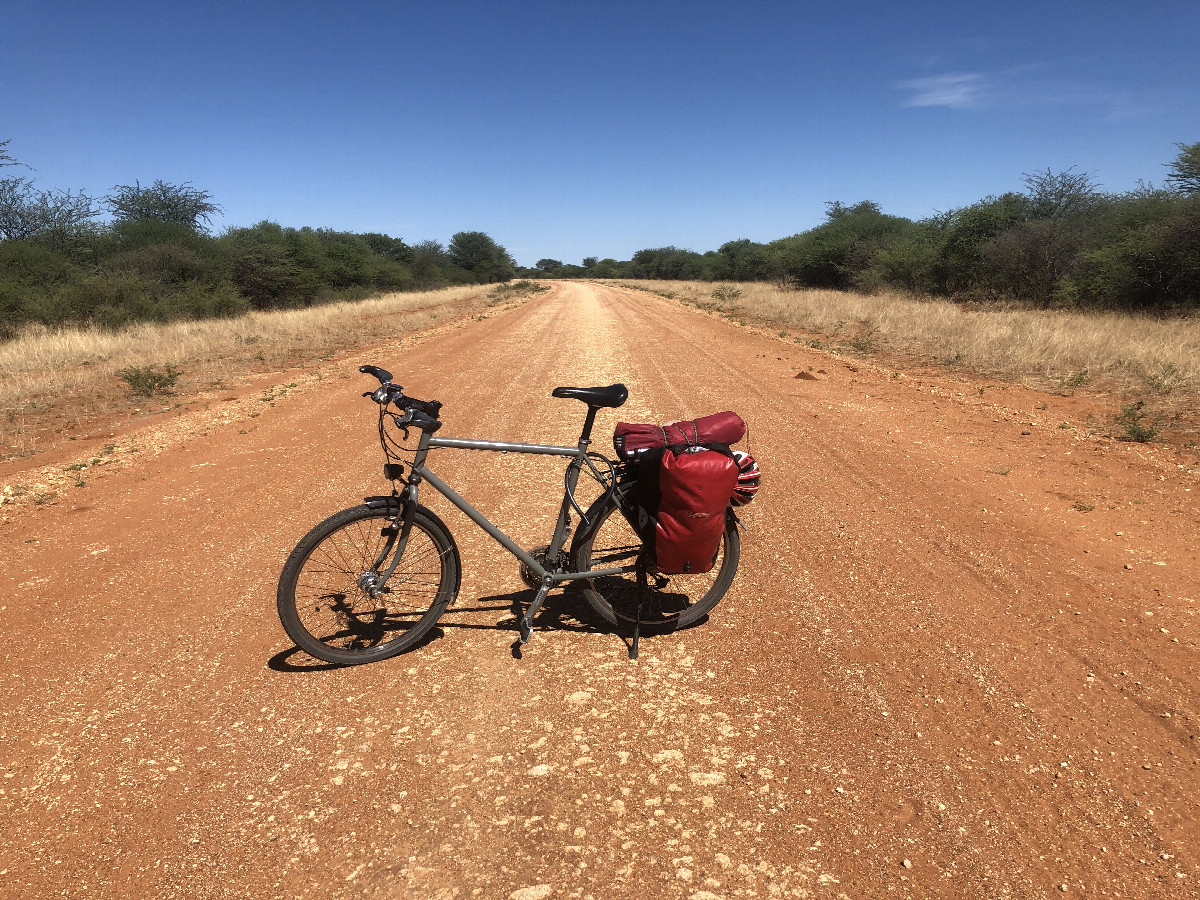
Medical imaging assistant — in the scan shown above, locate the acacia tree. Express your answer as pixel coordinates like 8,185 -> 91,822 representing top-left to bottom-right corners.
0,141 -> 98,247
0,139 -> 26,169
1022,167 -> 1100,219
0,182 -> 98,246
107,180 -> 222,232
448,231 -> 516,283
1166,142 -> 1200,195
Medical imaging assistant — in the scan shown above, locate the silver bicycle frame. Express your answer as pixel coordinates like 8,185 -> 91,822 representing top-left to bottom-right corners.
404,430 -> 635,584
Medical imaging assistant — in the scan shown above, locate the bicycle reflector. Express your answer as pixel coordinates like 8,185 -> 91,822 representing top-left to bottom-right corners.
384,463 -> 405,481
730,450 -> 760,506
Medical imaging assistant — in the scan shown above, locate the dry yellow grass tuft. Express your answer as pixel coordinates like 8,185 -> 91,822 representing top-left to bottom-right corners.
617,280 -> 1200,397
1,285 -> 499,456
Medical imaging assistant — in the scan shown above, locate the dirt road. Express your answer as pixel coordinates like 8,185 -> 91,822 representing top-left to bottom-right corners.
2,282 -> 1197,899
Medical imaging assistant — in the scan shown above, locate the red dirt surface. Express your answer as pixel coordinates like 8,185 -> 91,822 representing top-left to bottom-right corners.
2,282 -> 1197,899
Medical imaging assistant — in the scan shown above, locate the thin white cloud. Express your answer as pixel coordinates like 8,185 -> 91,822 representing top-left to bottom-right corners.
898,63 -> 1144,115
899,73 -> 986,108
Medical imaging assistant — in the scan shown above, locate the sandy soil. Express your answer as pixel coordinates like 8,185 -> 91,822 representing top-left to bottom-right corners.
1,281 -> 1197,899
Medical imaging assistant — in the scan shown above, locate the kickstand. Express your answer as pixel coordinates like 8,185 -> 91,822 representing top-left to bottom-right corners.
517,577 -> 553,648
630,565 -> 647,660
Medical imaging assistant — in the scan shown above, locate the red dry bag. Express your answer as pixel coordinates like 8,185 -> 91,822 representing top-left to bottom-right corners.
650,445 -> 740,574
613,411 -> 745,461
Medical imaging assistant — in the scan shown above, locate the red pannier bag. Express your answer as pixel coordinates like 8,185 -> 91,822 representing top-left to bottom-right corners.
651,445 -> 740,574
613,411 -> 745,461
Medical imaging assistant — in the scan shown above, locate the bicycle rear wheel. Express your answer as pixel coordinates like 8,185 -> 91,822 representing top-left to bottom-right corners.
277,504 -> 460,665
570,495 -> 739,632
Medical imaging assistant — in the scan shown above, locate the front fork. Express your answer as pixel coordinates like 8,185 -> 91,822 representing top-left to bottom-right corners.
361,428 -> 438,596
363,477 -> 422,597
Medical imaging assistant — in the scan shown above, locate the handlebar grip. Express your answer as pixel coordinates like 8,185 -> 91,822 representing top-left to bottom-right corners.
360,364 -> 394,384
401,408 -> 442,434
405,397 -> 442,418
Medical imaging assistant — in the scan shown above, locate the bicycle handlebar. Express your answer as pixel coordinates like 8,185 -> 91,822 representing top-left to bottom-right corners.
360,364 -> 443,426
398,407 -> 442,433
360,364 -> 393,384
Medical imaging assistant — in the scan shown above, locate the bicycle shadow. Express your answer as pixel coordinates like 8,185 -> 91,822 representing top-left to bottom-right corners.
457,585 -> 709,660
440,585 -> 611,635
266,625 -> 446,672
267,584 -> 709,670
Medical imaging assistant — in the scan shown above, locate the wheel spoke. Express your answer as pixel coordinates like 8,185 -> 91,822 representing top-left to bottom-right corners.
281,508 -> 455,661
577,497 -> 736,629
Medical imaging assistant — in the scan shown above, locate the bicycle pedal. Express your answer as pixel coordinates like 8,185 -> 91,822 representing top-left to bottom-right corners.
517,618 -> 533,644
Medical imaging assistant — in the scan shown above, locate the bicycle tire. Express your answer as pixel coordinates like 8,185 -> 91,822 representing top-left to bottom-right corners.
570,494 -> 739,632
277,503 -> 460,665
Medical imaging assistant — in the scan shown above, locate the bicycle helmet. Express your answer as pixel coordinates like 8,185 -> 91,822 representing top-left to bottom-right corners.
730,450 -> 760,506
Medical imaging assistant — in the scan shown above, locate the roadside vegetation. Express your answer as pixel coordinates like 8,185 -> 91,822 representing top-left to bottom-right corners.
529,142 -> 1200,315
1,281 -> 546,460
0,140 -> 517,338
618,279 -> 1200,443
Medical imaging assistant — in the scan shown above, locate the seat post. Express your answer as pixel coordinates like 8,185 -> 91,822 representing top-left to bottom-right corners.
578,405 -> 600,445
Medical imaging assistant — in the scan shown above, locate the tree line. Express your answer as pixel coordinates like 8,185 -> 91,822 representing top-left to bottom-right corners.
0,140 -> 516,338
529,142 -> 1200,312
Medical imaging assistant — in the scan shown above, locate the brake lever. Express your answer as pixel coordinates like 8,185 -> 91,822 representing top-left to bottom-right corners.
391,410 -> 412,441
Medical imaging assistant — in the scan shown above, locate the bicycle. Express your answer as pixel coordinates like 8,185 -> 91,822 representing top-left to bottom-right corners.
276,365 -> 741,665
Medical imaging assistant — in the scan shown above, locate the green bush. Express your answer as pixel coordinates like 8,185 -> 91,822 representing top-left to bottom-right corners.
1115,401 -> 1159,442
110,242 -> 212,284
767,202 -> 916,291
115,364 -> 182,396
488,280 -> 548,301
232,246 -> 320,309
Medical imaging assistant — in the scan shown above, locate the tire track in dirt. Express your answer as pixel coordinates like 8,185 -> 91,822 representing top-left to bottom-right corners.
1,282 -> 1197,899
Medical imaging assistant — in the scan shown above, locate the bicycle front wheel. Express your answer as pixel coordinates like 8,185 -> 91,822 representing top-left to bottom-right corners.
277,504 -> 460,665
570,495 -> 739,632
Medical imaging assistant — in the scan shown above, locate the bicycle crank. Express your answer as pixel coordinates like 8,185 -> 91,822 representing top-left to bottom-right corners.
519,545 -> 552,590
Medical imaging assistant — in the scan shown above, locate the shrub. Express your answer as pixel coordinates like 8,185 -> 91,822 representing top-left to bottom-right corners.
116,364 -> 182,396
767,202 -> 915,290
233,246 -> 320,309
488,280 -> 548,301
1115,401 -> 1158,442
110,242 -> 211,284
710,284 -> 742,303
1142,361 -> 1186,394
371,256 -> 413,291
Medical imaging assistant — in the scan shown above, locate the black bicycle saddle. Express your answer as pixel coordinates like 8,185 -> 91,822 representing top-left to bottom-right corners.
551,383 -> 628,408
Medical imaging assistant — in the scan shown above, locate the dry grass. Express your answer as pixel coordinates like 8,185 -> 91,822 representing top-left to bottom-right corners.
1,285 -> 503,457
617,280 -> 1200,398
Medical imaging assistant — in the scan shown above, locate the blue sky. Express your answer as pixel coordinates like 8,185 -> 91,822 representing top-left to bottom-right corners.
3,1 -> 1197,266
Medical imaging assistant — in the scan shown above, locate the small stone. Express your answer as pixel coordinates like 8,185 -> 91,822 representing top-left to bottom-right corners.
1059,884 -> 1069,892
527,764 -> 550,776
510,886 -> 552,900
654,749 -> 684,766
902,859 -> 913,869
